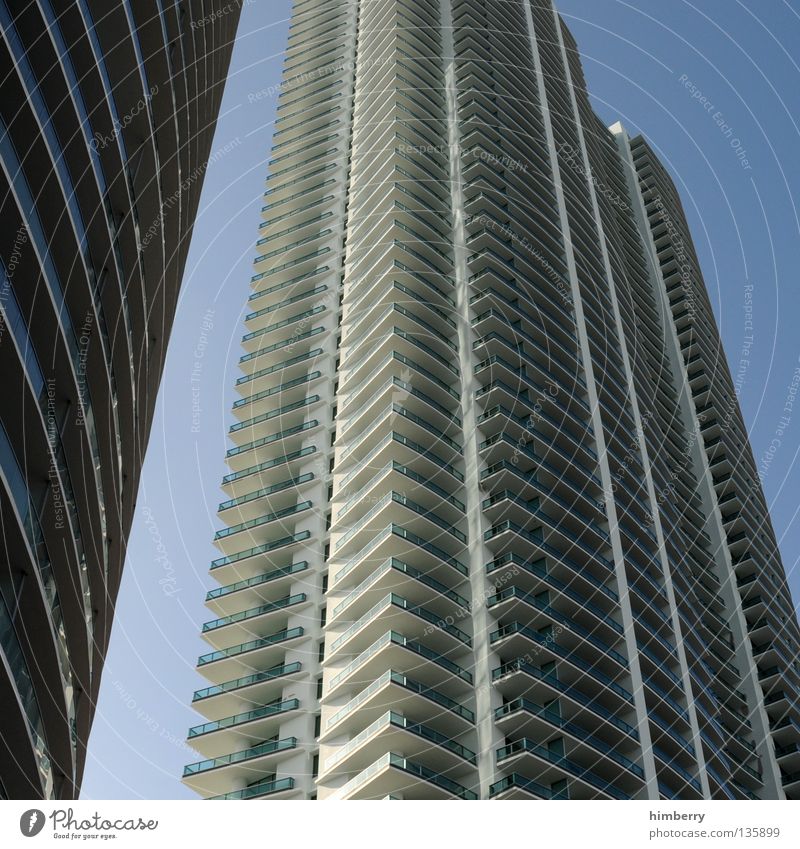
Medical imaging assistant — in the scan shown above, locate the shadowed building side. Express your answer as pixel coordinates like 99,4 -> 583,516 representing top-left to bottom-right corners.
0,0 -> 242,799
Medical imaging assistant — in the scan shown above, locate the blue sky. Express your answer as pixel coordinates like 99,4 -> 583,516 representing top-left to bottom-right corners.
80,0 -> 800,799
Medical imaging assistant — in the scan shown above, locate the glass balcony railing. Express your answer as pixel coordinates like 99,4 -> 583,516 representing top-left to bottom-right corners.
489,773 -> 568,799
495,698 -> 643,777
476,352 -> 588,416
337,460 -> 464,521
643,675 -> 689,723
218,474 -> 314,513
193,662 -> 302,702
188,699 -> 300,739
248,263 -> 330,306
232,373 -> 322,411
209,776 -> 295,800
335,491 -> 465,552
325,712 -> 476,772
214,501 -> 312,542
487,552 -> 617,603
184,737 -> 298,776
389,754 -> 477,799
485,518 -> 613,572
648,711 -> 695,755
331,752 -> 476,800
487,557 -> 620,637
705,764 -> 737,800
210,532 -> 311,571
222,446 -> 316,482
255,211 -> 334,248
332,558 -> 469,618
637,641 -> 682,688
234,349 -> 324,388
330,593 -> 471,652
492,660 -> 637,736
197,628 -> 304,667
202,594 -> 307,634
334,524 -> 468,583
228,399 -> 320,437
484,521 -> 613,591
488,587 -> 626,665
496,738 -> 630,799
390,670 -> 475,723
325,670 -> 474,731
339,429 -> 463,491
490,623 -> 633,702
238,328 -> 324,366
206,561 -> 308,602
241,306 -> 325,345
482,459 -> 603,523
329,631 -> 473,690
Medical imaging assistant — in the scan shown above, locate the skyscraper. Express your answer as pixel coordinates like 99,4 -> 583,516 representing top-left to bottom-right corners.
184,0 -> 800,801
0,0 -> 241,799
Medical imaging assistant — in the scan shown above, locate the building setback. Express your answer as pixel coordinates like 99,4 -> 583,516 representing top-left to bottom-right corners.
0,0 -> 241,798
184,0 -> 800,800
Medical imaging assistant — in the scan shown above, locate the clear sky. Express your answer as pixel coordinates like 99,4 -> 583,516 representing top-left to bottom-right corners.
80,0 -> 800,799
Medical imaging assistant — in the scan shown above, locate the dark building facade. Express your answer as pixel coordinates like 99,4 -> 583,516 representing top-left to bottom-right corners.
0,0 -> 241,798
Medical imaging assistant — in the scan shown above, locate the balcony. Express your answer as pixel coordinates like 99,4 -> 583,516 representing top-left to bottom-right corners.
771,715 -> 800,741
234,348 -> 325,399
487,587 -> 626,672
483,519 -> 613,590
187,699 -> 300,759
183,737 -> 299,797
496,738 -> 629,799
333,491 -> 465,559
201,593 -> 309,649
325,630 -> 473,699
196,627 -> 306,684
334,459 -> 465,528
231,371 -> 325,422
331,558 -> 469,624
331,524 -> 468,590
781,768 -> 800,794
492,659 -> 638,739
217,473 -> 315,523
489,772 -> 568,800
226,400 -> 323,449
321,710 -> 476,780
490,623 -> 633,710
209,776 -> 296,800
209,530 -> 312,585
494,699 -> 643,781
487,551 -> 617,607
482,489 -> 608,552
322,670 -> 474,741
205,561 -> 309,618
326,752 -> 477,800
191,662 -> 304,722
328,593 -> 471,657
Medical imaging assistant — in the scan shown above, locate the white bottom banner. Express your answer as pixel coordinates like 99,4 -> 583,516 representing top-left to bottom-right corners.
0,800 -> 796,849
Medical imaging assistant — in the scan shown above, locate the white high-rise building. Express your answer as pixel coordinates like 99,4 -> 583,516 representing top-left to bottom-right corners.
183,0 -> 800,801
